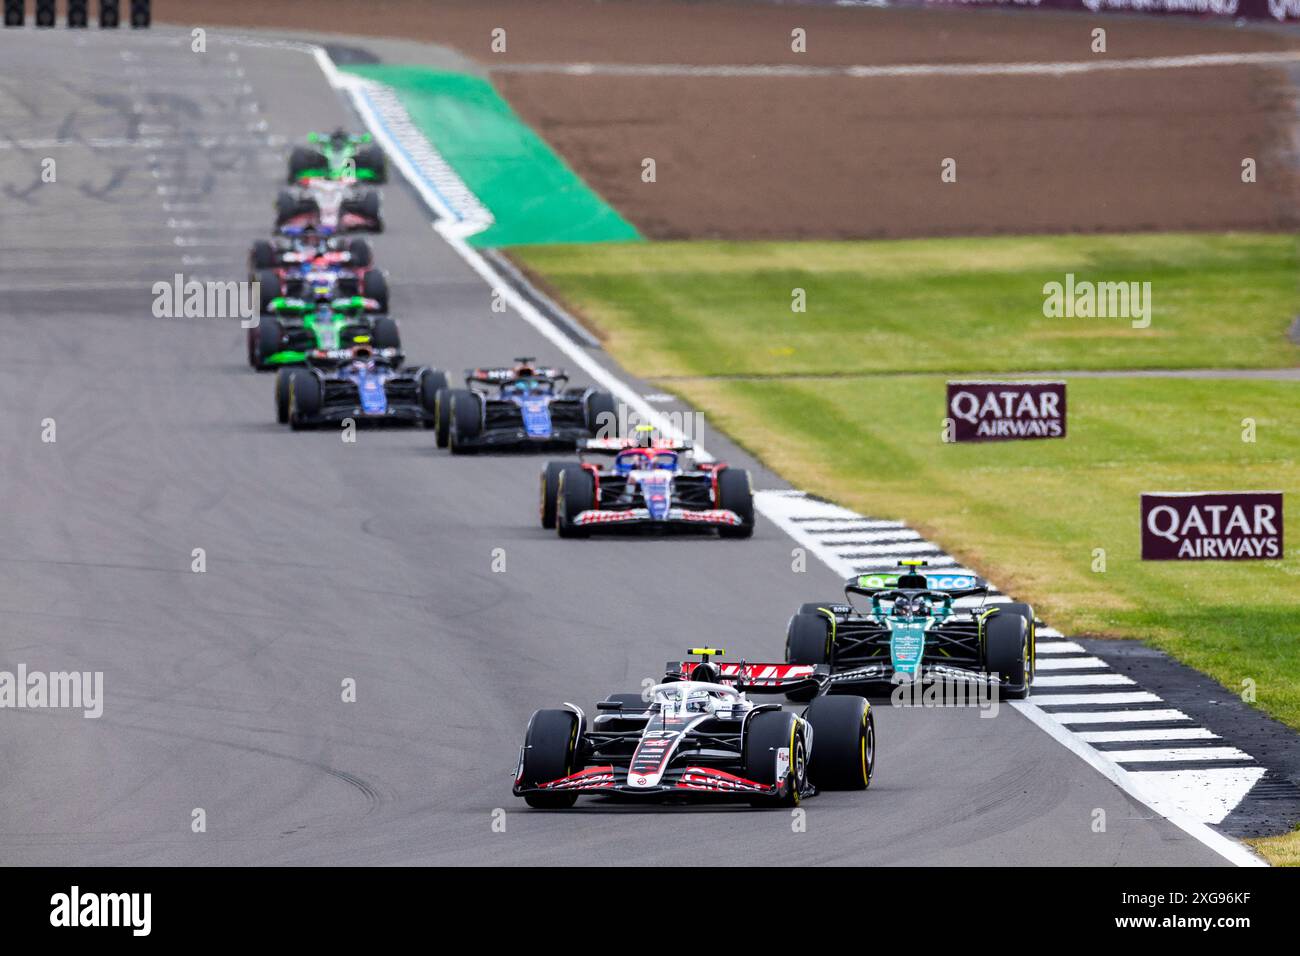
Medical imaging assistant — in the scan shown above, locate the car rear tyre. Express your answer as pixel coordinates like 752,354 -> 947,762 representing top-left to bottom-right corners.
287,146 -> 326,182
983,611 -> 1030,700
556,468 -> 594,538
743,711 -> 806,808
369,315 -> 400,351
274,367 -> 304,424
448,390 -> 482,455
519,709 -> 581,809
994,602 -> 1036,680
250,239 -> 277,270
346,238 -> 373,268
256,268 -> 281,314
253,316 -> 284,371
288,372 -> 322,430
584,390 -> 619,437
785,611 -> 831,701
434,388 -> 452,448
804,695 -> 874,791
362,269 -> 389,311
419,369 -> 448,420
355,145 -> 388,183
716,467 -> 754,539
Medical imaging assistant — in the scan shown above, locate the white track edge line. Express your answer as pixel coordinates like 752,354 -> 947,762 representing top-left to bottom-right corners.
1013,702 -> 1266,867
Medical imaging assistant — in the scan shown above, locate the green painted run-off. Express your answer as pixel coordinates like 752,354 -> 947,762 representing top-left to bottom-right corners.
342,65 -> 641,248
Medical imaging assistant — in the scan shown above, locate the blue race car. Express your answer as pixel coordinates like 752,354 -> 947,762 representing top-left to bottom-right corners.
434,358 -> 618,454
275,343 -> 446,430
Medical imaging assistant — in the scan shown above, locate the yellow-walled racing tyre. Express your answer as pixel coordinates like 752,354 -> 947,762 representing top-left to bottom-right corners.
804,695 -> 874,790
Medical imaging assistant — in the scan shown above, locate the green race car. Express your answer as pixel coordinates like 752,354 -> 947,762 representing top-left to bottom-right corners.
287,129 -> 388,184
248,295 -> 401,371
786,560 -> 1039,700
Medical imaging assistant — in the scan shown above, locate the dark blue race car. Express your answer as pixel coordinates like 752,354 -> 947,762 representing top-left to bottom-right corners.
433,358 -> 619,454
274,343 -> 446,431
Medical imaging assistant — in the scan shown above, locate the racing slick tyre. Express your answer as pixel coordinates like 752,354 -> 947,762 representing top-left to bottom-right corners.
434,389 -> 452,448
983,610 -> 1031,700
804,695 -> 874,791
251,316 -> 284,371
346,238 -> 373,268
354,145 -> 388,183
287,146 -> 326,183
519,709 -> 581,809
448,390 -> 483,455
274,367 -> 305,425
540,462 -> 570,529
584,390 -> 619,438
288,372 -> 322,431
250,239 -> 277,271
274,190 -> 315,228
370,315 -> 401,351
256,268 -> 281,313
349,190 -> 383,232
716,467 -> 755,539
556,468 -> 594,538
362,269 -> 389,311
418,369 -> 448,422
743,711 -> 807,808
992,602 -> 1036,680
785,611 -> 831,701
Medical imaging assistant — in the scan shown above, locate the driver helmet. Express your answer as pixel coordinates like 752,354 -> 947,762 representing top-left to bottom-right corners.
690,662 -> 721,684
910,595 -> 930,617
893,596 -> 911,617
330,127 -> 349,147
351,343 -> 374,364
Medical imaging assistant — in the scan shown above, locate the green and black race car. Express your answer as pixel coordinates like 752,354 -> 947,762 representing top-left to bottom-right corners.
247,295 -> 401,371
786,560 -> 1039,700
287,129 -> 388,184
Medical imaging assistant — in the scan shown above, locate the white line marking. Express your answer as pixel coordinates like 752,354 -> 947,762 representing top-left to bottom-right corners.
1034,674 -> 1137,687
1051,709 -> 1193,725
1124,768 -> 1267,826
1034,656 -> 1109,671
1076,728 -> 1219,743
1035,641 -> 1087,654
1108,747 -> 1254,763
1012,703 -> 1265,866
490,51 -> 1300,80
1032,692 -> 1163,706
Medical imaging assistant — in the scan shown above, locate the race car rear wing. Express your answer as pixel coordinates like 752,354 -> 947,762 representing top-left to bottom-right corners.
583,436 -> 694,453
464,360 -> 567,387
664,660 -> 830,696
846,561 -> 988,599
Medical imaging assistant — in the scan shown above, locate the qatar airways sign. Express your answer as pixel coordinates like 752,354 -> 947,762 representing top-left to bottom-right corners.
946,382 -> 1065,442
1141,492 -> 1283,560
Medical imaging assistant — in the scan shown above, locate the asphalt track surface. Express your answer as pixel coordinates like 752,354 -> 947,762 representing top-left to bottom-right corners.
0,27 -> 1229,866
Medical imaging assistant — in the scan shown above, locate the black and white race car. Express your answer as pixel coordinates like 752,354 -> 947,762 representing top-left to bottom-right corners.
539,429 -> 754,538
513,649 -> 875,808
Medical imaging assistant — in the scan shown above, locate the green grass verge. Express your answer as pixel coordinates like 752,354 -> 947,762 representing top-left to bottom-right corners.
517,232 -> 1297,376
512,234 -> 1300,730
